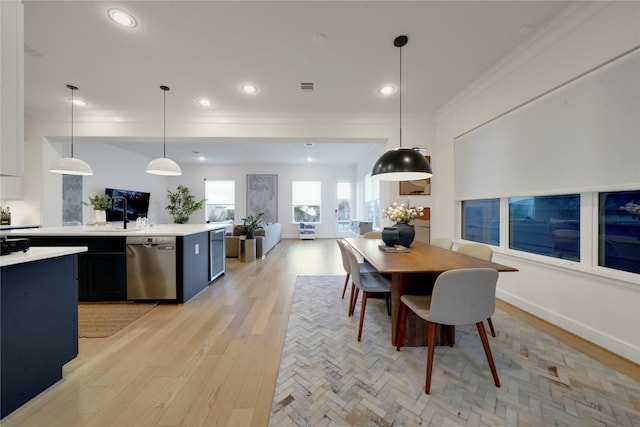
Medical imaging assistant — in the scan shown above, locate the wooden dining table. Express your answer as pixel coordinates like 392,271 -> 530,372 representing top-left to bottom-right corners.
344,238 -> 518,346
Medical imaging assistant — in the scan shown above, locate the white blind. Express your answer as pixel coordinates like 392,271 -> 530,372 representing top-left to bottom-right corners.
292,181 -> 321,205
205,180 -> 235,204
455,48 -> 640,199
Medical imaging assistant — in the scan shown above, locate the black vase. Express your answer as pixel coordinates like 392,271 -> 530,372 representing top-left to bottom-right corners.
381,227 -> 399,247
395,222 -> 415,247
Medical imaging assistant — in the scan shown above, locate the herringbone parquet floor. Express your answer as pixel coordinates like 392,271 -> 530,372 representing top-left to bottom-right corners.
270,275 -> 640,426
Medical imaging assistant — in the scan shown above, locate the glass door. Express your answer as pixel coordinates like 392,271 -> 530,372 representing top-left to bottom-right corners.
336,182 -> 352,237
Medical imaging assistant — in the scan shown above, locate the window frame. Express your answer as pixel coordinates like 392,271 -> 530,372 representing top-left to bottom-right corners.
204,180 -> 235,224
292,180 -> 322,224
457,189 -> 640,284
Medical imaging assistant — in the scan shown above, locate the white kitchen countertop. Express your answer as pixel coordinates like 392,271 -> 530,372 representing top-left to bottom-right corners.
1,223 -> 231,237
1,246 -> 88,267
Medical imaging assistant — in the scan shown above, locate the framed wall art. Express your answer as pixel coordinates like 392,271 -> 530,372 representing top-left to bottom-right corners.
399,156 -> 431,195
247,174 -> 278,222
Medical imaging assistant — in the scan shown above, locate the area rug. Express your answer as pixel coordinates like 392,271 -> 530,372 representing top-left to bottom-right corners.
78,302 -> 157,338
269,275 -> 640,426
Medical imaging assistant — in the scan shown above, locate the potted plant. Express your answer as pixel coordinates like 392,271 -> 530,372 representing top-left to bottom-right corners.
84,194 -> 112,224
242,212 -> 264,239
166,185 -> 205,224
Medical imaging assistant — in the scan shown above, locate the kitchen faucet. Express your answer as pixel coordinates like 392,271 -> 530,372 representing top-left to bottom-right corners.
111,196 -> 128,229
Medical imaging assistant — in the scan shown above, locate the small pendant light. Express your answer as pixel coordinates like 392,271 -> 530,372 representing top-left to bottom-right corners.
146,85 -> 182,176
50,84 -> 94,176
371,36 -> 432,181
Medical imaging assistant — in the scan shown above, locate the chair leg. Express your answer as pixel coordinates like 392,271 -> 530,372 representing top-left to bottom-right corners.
349,287 -> 360,317
487,317 -> 496,337
357,291 -> 368,342
425,322 -> 437,394
476,322 -> 500,388
347,283 -> 356,317
396,301 -> 408,351
341,273 -> 350,299
347,282 -> 356,317
348,284 -> 358,316
444,324 -> 455,347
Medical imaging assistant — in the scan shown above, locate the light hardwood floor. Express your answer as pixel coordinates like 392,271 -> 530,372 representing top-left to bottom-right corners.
2,238 -> 637,426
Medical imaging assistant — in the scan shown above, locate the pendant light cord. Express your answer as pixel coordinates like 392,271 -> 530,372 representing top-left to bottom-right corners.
71,88 -> 74,157
393,35 -> 407,148
66,84 -> 78,158
399,43 -> 402,148
163,88 -> 166,158
160,85 -> 170,159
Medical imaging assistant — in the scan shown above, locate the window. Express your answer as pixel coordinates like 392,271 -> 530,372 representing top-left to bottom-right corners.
462,199 -> 499,245
337,182 -> 351,232
509,194 -> 580,261
292,181 -> 321,223
364,174 -> 380,229
204,180 -> 235,223
599,190 -> 640,274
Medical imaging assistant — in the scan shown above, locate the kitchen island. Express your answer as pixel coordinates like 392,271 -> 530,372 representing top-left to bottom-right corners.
1,246 -> 87,419
3,224 -> 229,303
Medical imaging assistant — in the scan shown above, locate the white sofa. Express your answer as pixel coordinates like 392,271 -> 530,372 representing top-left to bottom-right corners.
226,222 -> 282,258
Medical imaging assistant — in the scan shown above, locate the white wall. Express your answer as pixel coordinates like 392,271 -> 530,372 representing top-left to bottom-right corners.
433,2 -> 640,362
176,162 -> 356,239
76,141 -> 172,225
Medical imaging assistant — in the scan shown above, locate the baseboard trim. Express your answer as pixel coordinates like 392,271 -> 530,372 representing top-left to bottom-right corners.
496,298 -> 640,382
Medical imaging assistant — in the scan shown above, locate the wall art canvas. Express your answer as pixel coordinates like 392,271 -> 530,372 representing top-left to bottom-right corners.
62,174 -> 83,225
399,156 -> 431,195
247,174 -> 278,223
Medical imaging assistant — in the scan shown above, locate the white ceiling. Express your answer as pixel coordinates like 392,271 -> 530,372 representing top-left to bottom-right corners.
23,0 -> 572,165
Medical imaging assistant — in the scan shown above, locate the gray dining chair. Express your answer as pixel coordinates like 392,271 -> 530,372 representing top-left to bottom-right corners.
343,241 -> 392,341
396,268 -> 501,394
431,237 -> 453,250
456,243 -> 497,337
336,239 -> 376,302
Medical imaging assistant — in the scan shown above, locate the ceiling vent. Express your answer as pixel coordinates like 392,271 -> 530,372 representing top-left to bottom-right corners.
300,82 -> 314,92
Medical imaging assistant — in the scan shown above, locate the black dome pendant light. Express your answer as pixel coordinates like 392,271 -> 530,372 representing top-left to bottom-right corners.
371,35 -> 432,181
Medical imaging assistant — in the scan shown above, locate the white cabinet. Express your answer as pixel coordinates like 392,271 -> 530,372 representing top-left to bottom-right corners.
299,223 -> 316,240
0,0 -> 24,178
0,176 -> 21,200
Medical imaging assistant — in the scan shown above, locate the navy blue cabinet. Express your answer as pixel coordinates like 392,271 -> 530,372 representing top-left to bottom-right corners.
27,237 -> 126,300
1,254 -> 79,418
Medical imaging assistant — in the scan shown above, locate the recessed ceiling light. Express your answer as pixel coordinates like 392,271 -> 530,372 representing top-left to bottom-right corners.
379,85 -> 395,96
241,84 -> 257,94
108,8 -> 137,28
70,98 -> 86,107
197,98 -> 211,107
305,157 -> 313,162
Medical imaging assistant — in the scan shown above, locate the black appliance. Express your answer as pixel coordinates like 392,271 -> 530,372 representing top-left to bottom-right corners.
1,238 -> 30,255
105,188 -> 151,222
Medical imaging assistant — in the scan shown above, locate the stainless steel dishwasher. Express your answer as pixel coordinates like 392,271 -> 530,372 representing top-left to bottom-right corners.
126,236 -> 177,300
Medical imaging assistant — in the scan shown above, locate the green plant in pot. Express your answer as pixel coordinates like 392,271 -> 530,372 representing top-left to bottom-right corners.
166,185 -> 205,224
84,194 -> 113,211
242,212 -> 264,239
84,194 -> 112,225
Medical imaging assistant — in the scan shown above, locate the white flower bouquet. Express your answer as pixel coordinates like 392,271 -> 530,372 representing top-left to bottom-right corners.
383,201 -> 425,223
